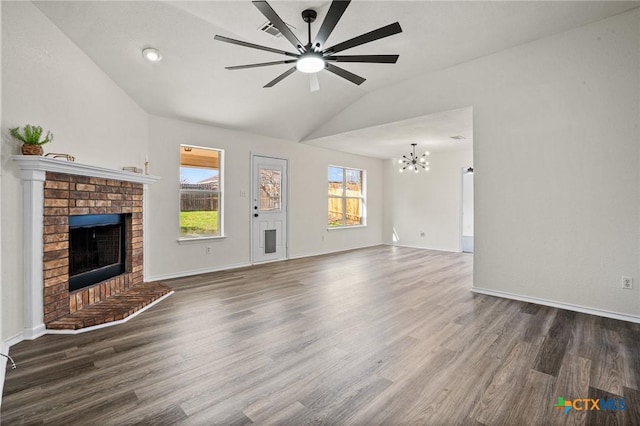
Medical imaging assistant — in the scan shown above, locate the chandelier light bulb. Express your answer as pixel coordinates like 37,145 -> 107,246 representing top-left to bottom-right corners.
425,167 -> 430,171
398,159 -> 403,164
425,151 -> 430,156
414,168 -> 419,173
399,168 -> 404,173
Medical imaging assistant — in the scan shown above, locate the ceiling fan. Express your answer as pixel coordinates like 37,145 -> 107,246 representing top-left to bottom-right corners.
214,0 -> 402,88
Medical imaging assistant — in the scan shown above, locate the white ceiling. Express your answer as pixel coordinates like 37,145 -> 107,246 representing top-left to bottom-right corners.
305,106 -> 473,159
33,1 -> 639,157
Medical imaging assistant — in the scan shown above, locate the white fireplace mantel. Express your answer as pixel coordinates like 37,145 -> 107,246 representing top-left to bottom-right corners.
12,156 -> 159,185
12,156 -> 160,339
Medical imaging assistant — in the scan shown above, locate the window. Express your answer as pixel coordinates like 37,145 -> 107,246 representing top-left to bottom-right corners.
328,166 -> 365,227
179,145 -> 223,238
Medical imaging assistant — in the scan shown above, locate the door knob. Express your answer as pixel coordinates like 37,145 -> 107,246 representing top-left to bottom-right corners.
254,213 -> 259,217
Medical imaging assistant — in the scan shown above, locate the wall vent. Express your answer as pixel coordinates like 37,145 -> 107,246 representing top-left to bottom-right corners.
449,135 -> 467,140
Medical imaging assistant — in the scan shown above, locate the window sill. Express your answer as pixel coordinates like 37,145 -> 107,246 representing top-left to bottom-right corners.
326,225 -> 367,231
177,235 -> 226,245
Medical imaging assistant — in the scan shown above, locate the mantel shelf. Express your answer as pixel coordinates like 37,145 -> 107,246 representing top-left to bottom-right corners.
12,155 -> 160,185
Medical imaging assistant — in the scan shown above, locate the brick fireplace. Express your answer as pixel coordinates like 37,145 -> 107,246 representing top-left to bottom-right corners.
42,172 -> 143,325
13,156 -> 170,337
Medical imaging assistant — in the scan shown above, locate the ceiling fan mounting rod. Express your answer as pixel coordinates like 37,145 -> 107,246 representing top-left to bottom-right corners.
301,9 -> 317,49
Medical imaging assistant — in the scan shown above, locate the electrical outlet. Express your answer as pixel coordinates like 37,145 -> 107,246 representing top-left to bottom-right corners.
622,276 -> 633,290
206,246 -> 212,254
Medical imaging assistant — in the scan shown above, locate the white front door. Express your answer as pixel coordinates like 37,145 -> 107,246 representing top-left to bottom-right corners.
251,155 -> 288,263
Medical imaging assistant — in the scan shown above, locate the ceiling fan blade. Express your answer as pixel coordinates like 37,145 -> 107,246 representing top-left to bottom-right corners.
313,0 -> 350,50
325,54 -> 399,63
226,60 -> 297,70
325,63 -> 365,85
264,66 -> 297,88
310,73 -> 320,92
214,35 -> 298,57
323,22 -> 402,55
253,1 -> 305,53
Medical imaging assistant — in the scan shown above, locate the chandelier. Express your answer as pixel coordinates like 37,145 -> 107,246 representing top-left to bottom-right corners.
399,143 -> 430,173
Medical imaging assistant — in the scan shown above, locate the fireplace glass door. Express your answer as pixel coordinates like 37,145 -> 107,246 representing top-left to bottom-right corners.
69,214 -> 126,292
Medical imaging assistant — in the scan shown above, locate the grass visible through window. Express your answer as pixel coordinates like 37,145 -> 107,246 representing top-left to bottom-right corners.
180,211 -> 219,237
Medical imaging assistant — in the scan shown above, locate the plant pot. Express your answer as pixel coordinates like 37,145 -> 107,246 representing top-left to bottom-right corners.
21,144 -> 43,155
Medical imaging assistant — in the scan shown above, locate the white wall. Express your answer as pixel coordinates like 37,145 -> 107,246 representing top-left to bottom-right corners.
146,115 -> 383,280
1,1 -> 149,341
313,10 -> 640,317
383,150 -> 472,252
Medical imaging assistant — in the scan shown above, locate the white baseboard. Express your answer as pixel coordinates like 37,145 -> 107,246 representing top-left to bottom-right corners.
384,242 -> 461,253
472,287 -> 640,324
5,333 -> 24,350
22,323 -> 46,341
149,245 -> 387,280
147,263 -> 252,282
288,243 -> 383,261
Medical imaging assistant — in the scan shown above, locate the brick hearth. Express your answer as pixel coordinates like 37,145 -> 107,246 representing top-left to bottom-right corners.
47,281 -> 172,330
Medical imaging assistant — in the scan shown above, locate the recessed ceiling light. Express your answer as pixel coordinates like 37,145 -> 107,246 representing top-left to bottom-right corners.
142,47 -> 162,62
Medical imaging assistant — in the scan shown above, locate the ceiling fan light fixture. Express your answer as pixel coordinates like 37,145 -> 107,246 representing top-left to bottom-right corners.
215,1 -> 402,88
142,47 -> 162,62
296,54 -> 325,73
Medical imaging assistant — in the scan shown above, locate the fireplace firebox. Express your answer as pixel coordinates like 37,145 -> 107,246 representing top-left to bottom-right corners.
69,214 -> 127,292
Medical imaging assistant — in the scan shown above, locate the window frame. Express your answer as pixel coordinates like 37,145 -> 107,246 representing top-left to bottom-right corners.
178,144 -> 224,242
327,165 -> 367,229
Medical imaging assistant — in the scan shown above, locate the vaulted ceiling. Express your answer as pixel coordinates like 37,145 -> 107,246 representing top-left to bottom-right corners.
33,1 -> 638,155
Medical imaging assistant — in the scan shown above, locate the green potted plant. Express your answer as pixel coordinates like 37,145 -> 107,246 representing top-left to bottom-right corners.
9,124 -> 53,155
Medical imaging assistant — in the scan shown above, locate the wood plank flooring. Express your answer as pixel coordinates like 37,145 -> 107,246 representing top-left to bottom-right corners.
2,245 -> 639,425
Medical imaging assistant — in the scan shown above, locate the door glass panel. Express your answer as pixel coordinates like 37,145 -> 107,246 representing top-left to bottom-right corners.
259,168 -> 281,212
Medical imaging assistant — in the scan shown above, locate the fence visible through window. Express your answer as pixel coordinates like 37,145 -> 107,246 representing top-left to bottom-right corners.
179,145 -> 222,238
328,166 -> 365,227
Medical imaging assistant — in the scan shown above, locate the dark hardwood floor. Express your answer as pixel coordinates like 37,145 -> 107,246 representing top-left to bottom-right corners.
2,245 -> 639,425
